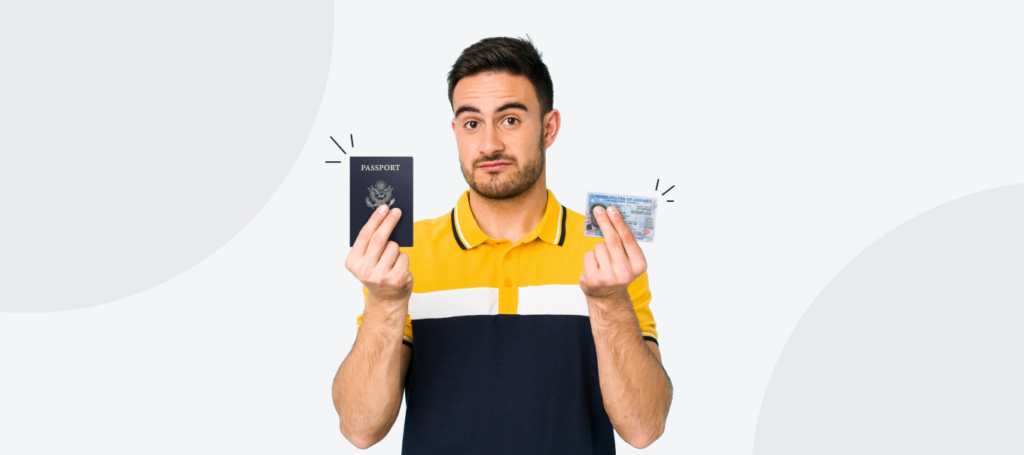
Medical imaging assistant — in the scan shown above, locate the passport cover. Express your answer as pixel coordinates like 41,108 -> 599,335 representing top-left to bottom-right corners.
350,156 -> 413,247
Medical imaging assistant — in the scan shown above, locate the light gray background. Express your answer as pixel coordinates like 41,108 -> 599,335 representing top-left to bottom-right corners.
0,1 -> 333,312
755,184 -> 1024,454
0,1 -> 1022,454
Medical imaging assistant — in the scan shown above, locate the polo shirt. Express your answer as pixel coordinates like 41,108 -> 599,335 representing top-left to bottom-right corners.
356,188 -> 658,454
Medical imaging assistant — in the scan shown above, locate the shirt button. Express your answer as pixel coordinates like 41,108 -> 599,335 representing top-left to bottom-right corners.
504,251 -> 512,260
504,277 -> 512,287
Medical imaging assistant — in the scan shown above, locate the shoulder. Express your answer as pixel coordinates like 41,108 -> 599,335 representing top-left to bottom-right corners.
412,211 -> 451,237
398,209 -> 458,256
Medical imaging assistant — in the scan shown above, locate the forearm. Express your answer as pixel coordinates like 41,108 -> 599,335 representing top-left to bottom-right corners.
589,299 -> 672,448
332,302 -> 409,448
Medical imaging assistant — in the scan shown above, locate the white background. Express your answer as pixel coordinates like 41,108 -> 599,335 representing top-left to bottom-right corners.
2,1 -> 1022,453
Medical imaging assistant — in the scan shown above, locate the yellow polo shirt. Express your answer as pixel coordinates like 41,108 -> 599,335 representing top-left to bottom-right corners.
354,188 -> 659,453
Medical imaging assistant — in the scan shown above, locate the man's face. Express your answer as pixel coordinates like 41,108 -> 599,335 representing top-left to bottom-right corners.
451,72 -> 555,200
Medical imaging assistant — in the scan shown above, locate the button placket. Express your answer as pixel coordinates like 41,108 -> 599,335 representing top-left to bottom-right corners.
496,242 -> 520,314
503,245 -> 515,287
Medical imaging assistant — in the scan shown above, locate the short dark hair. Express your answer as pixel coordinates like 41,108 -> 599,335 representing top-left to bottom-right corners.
447,36 -> 554,117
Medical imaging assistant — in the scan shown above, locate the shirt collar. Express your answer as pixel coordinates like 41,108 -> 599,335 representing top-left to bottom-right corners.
451,189 -> 567,250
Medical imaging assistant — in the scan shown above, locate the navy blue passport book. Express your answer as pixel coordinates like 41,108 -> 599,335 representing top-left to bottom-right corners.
350,156 -> 413,247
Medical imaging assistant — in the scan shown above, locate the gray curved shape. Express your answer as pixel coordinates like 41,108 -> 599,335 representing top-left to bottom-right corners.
0,1 -> 333,312
754,184 -> 1024,454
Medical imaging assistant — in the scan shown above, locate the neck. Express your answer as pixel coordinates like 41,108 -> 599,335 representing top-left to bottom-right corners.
468,177 -> 548,244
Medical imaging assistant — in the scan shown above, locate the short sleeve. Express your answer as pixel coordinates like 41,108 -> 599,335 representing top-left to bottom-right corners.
627,270 -> 658,345
356,285 -> 414,347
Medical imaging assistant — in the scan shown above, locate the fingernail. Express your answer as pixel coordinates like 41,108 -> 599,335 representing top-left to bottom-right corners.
594,206 -> 605,215
390,208 -> 401,217
608,206 -> 618,217
377,205 -> 388,214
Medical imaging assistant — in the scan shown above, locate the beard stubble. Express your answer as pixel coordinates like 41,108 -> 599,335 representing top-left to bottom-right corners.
460,131 -> 546,201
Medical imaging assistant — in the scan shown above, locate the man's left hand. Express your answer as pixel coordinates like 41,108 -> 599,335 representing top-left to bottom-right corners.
580,205 -> 648,311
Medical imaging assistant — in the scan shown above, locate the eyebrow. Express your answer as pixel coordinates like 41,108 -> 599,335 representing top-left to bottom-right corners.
454,101 -> 529,118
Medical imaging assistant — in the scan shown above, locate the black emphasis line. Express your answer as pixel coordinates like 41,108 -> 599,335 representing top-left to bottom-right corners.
667,200 -> 674,202
557,205 -> 567,246
655,179 -> 660,191
451,209 -> 467,250
350,134 -> 354,148
325,161 -> 341,163
661,185 -> 675,196
330,136 -> 347,154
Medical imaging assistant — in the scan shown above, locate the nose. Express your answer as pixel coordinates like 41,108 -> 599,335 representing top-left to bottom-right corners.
478,121 -> 504,158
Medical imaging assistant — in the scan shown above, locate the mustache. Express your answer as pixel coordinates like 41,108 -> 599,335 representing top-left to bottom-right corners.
475,155 -> 516,167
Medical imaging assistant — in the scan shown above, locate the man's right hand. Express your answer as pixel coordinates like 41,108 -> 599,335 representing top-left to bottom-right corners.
345,205 -> 413,309
335,204 -> 413,449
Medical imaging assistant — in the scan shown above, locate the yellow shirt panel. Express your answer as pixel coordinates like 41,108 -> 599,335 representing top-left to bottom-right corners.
355,191 -> 658,345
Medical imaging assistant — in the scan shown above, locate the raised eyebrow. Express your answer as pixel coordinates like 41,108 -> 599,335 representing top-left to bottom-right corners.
454,102 -> 529,119
454,105 -> 480,118
495,102 -> 528,114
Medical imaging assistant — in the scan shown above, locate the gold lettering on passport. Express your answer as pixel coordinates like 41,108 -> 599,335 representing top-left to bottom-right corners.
361,164 -> 401,171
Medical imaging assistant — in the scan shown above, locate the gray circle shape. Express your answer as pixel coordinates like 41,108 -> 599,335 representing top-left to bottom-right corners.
754,184 -> 1024,454
0,2 -> 333,312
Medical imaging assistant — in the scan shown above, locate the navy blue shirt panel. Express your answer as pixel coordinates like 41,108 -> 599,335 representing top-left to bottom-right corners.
401,315 -> 616,455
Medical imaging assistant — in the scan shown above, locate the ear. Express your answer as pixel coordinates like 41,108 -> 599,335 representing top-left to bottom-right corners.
542,108 -> 561,149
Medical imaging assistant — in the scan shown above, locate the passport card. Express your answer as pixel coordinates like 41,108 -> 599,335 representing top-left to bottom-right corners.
584,191 -> 657,242
350,156 -> 413,247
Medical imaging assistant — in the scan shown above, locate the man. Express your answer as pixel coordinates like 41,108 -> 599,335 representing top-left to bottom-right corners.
332,36 -> 672,453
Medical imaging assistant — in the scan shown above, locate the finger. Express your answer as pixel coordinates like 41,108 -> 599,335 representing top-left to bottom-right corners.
594,241 -> 612,271
606,205 -> 644,263
580,250 -> 596,287
352,205 -> 392,257
593,206 -> 622,249
364,207 -> 402,264
595,206 -> 628,269
622,234 -> 645,275
582,250 -> 599,274
603,206 -> 633,270
392,251 -> 410,274
592,205 -> 616,237
376,241 -> 401,273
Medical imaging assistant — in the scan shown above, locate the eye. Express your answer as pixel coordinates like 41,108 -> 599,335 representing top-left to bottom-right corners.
504,117 -> 519,126
464,120 -> 479,130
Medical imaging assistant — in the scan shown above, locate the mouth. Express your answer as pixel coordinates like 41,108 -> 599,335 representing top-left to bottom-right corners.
478,161 -> 511,172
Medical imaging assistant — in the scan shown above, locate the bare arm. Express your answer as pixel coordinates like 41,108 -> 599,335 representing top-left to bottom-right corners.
332,303 -> 413,449
589,302 -> 672,448
581,205 -> 672,448
331,205 -> 415,449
